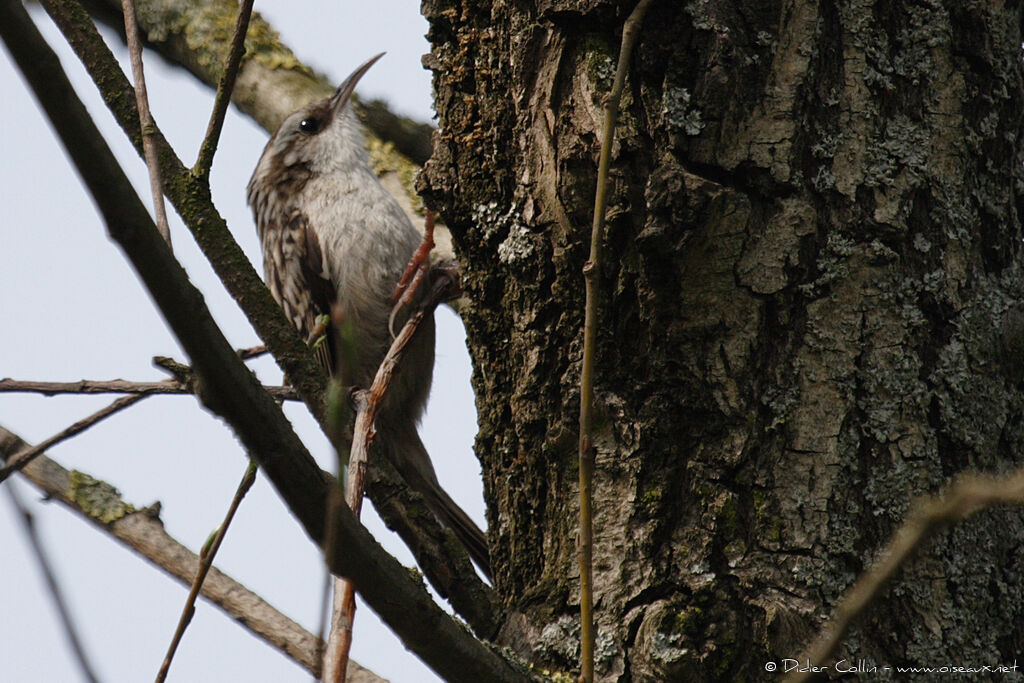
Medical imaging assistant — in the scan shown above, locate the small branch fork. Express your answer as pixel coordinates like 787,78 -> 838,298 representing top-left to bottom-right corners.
323,261 -> 456,683
577,1 -> 653,682
785,467 -> 1024,683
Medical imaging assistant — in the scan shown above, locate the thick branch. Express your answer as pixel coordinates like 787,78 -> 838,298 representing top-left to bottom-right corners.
0,5 -> 523,680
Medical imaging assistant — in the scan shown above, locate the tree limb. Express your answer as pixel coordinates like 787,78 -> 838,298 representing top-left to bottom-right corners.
80,0 -> 433,162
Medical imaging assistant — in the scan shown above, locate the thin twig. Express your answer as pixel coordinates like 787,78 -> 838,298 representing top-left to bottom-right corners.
193,0 -> 254,178
156,459 -> 259,683
0,394 -> 146,484
324,268 -> 453,682
121,0 -> 170,244
785,468 -> 1024,683
5,480 -> 101,683
577,2 -> 653,681
0,377 -> 298,401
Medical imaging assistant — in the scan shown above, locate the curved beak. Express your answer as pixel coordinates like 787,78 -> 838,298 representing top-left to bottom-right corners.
329,52 -> 385,117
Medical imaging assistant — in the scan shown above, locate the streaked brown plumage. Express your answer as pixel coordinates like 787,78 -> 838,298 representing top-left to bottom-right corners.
247,55 -> 490,578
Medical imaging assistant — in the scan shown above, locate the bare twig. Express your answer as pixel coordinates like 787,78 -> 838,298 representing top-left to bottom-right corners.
324,267 -> 453,683
121,0 -> 170,244
0,377 -> 298,401
156,459 -> 259,682
577,2 -> 653,681
5,480 -> 100,683
193,0 -> 254,178
0,6 -> 520,677
0,394 -> 147,484
785,468 -> 1024,683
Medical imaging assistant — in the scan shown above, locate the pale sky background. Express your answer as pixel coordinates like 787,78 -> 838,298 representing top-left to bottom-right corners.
0,3 -> 482,682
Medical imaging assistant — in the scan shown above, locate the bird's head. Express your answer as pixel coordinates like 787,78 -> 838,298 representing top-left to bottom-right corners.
252,53 -> 383,183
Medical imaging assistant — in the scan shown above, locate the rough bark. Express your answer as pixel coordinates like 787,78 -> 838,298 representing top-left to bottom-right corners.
420,0 -> 1024,679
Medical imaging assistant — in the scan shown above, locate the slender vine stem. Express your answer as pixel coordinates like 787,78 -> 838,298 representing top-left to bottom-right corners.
323,265 -> 453,682
577,1 -> 654,680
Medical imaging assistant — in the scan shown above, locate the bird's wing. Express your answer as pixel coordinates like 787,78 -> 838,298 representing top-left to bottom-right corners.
262,210 -> 336,373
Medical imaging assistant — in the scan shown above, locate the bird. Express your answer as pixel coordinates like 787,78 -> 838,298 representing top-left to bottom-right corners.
247,54 -> 490,579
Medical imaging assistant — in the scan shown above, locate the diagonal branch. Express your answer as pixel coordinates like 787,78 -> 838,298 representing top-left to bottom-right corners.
0,4 -> 522,680
156,460 -> 259,682
325,266 -> 456,683
193,0 -> 254,178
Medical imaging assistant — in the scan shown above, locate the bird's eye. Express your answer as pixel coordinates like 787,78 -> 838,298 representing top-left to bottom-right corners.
299,117 -> 321,135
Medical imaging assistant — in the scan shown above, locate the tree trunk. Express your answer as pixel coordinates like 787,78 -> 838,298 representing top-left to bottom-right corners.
420,0 -> 1024,679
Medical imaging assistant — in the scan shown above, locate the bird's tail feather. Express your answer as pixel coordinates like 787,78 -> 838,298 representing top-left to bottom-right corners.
378,419 -> 492,580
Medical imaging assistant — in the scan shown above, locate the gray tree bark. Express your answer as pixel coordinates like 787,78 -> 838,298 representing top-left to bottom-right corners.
420,0 -> 1024,679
